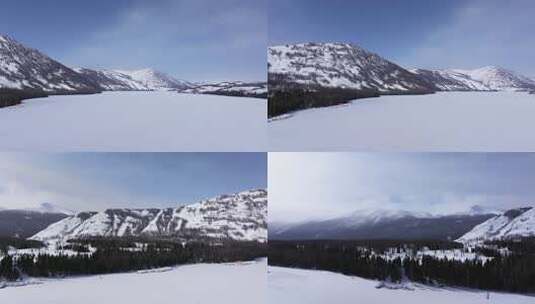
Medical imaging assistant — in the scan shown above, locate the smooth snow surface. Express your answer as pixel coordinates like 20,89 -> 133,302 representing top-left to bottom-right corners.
269,266 -> 534,304
269,91 -> 535,151
0,92 -> 266,151
1,260 -> 266,304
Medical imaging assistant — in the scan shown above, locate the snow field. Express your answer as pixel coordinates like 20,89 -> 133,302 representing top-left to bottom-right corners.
269,266 -> 535,304
0,260 -> 267,304
269,91 -> 535,151
0,91 -> 266,151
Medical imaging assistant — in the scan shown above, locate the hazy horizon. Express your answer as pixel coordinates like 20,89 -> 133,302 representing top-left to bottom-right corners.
0,153 -> 267,212
269,153 -> 535,223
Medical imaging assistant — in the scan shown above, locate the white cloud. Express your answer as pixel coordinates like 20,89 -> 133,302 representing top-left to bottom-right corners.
269,153 -> 535,223
0,154 -> 138,211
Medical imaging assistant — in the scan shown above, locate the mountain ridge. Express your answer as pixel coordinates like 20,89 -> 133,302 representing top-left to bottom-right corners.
0,34 -> 100,93
30,189 -> 267,244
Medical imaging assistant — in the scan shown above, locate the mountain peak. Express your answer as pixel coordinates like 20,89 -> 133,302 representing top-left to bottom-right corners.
114,68 -> 190,90
269,42 -> 434,93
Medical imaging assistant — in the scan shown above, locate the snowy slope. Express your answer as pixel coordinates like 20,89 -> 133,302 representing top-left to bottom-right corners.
269,266 -> 535,304
457,207 -> 535,243
31,189 -> 267,243
115,68 -> 191,90
73,68 -> 151,91
410,69 -> 492,91
0,35 -> 99,92
268,43 -> 434,93
1,260 -> 266,304
180,81 -> 267,97
452,66 -> 535,91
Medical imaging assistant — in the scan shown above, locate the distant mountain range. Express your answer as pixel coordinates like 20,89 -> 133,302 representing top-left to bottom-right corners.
73,68 -> 191,91
181,81 -> 267,98
412,66 -> 535,92
29,189 -> 267,244
269,207 -> 520,241
0,34 -> 265,102
268,42 -> 535,117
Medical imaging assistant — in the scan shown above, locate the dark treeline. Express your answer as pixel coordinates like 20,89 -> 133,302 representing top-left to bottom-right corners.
486,237 -> 535,254
0,88 -> 48,108
0,88 -> 102,109
268,85 -> 379,118
268,73 -> 436,118
269,240 -> 535,293
0,239 -> 266,281
0,237 -> 44,254
270,239 -> 463,252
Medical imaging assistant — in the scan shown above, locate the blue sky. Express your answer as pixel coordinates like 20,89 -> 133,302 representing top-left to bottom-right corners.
0,0 -> 266,82
0,153 -> 266,211
269,0 -> 535,77
270,153 -> 535,222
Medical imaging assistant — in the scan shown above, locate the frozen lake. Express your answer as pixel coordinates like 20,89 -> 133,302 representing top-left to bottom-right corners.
269,92 -> 535,151
1,260 -> 266,304
0,92 -> 266,151
269,266 -> 535,304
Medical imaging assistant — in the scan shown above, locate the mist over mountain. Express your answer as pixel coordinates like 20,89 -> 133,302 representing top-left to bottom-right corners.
269,207 -> 498,241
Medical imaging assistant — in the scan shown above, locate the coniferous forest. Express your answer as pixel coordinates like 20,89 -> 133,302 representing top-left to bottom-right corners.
0,238 -> 266,281
269,240 -> 535,293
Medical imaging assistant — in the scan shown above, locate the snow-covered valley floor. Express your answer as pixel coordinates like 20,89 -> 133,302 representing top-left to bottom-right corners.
0,92 -> 266,151
1,260 -> 266,304
269,266 -> 535,304
269,91 -> 535,151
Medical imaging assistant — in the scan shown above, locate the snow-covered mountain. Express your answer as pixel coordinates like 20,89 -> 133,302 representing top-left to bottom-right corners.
31,189 -> 267,243
410,69 -> 493,91
73,68 -> 151,91
0,35 -> 100,93
270,209 -> 494,241
179,81 -> 267,98
268,42 -> 435,93
114,68 -> 191,91
452,66 -> 535,91
456,207 -> 535,243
